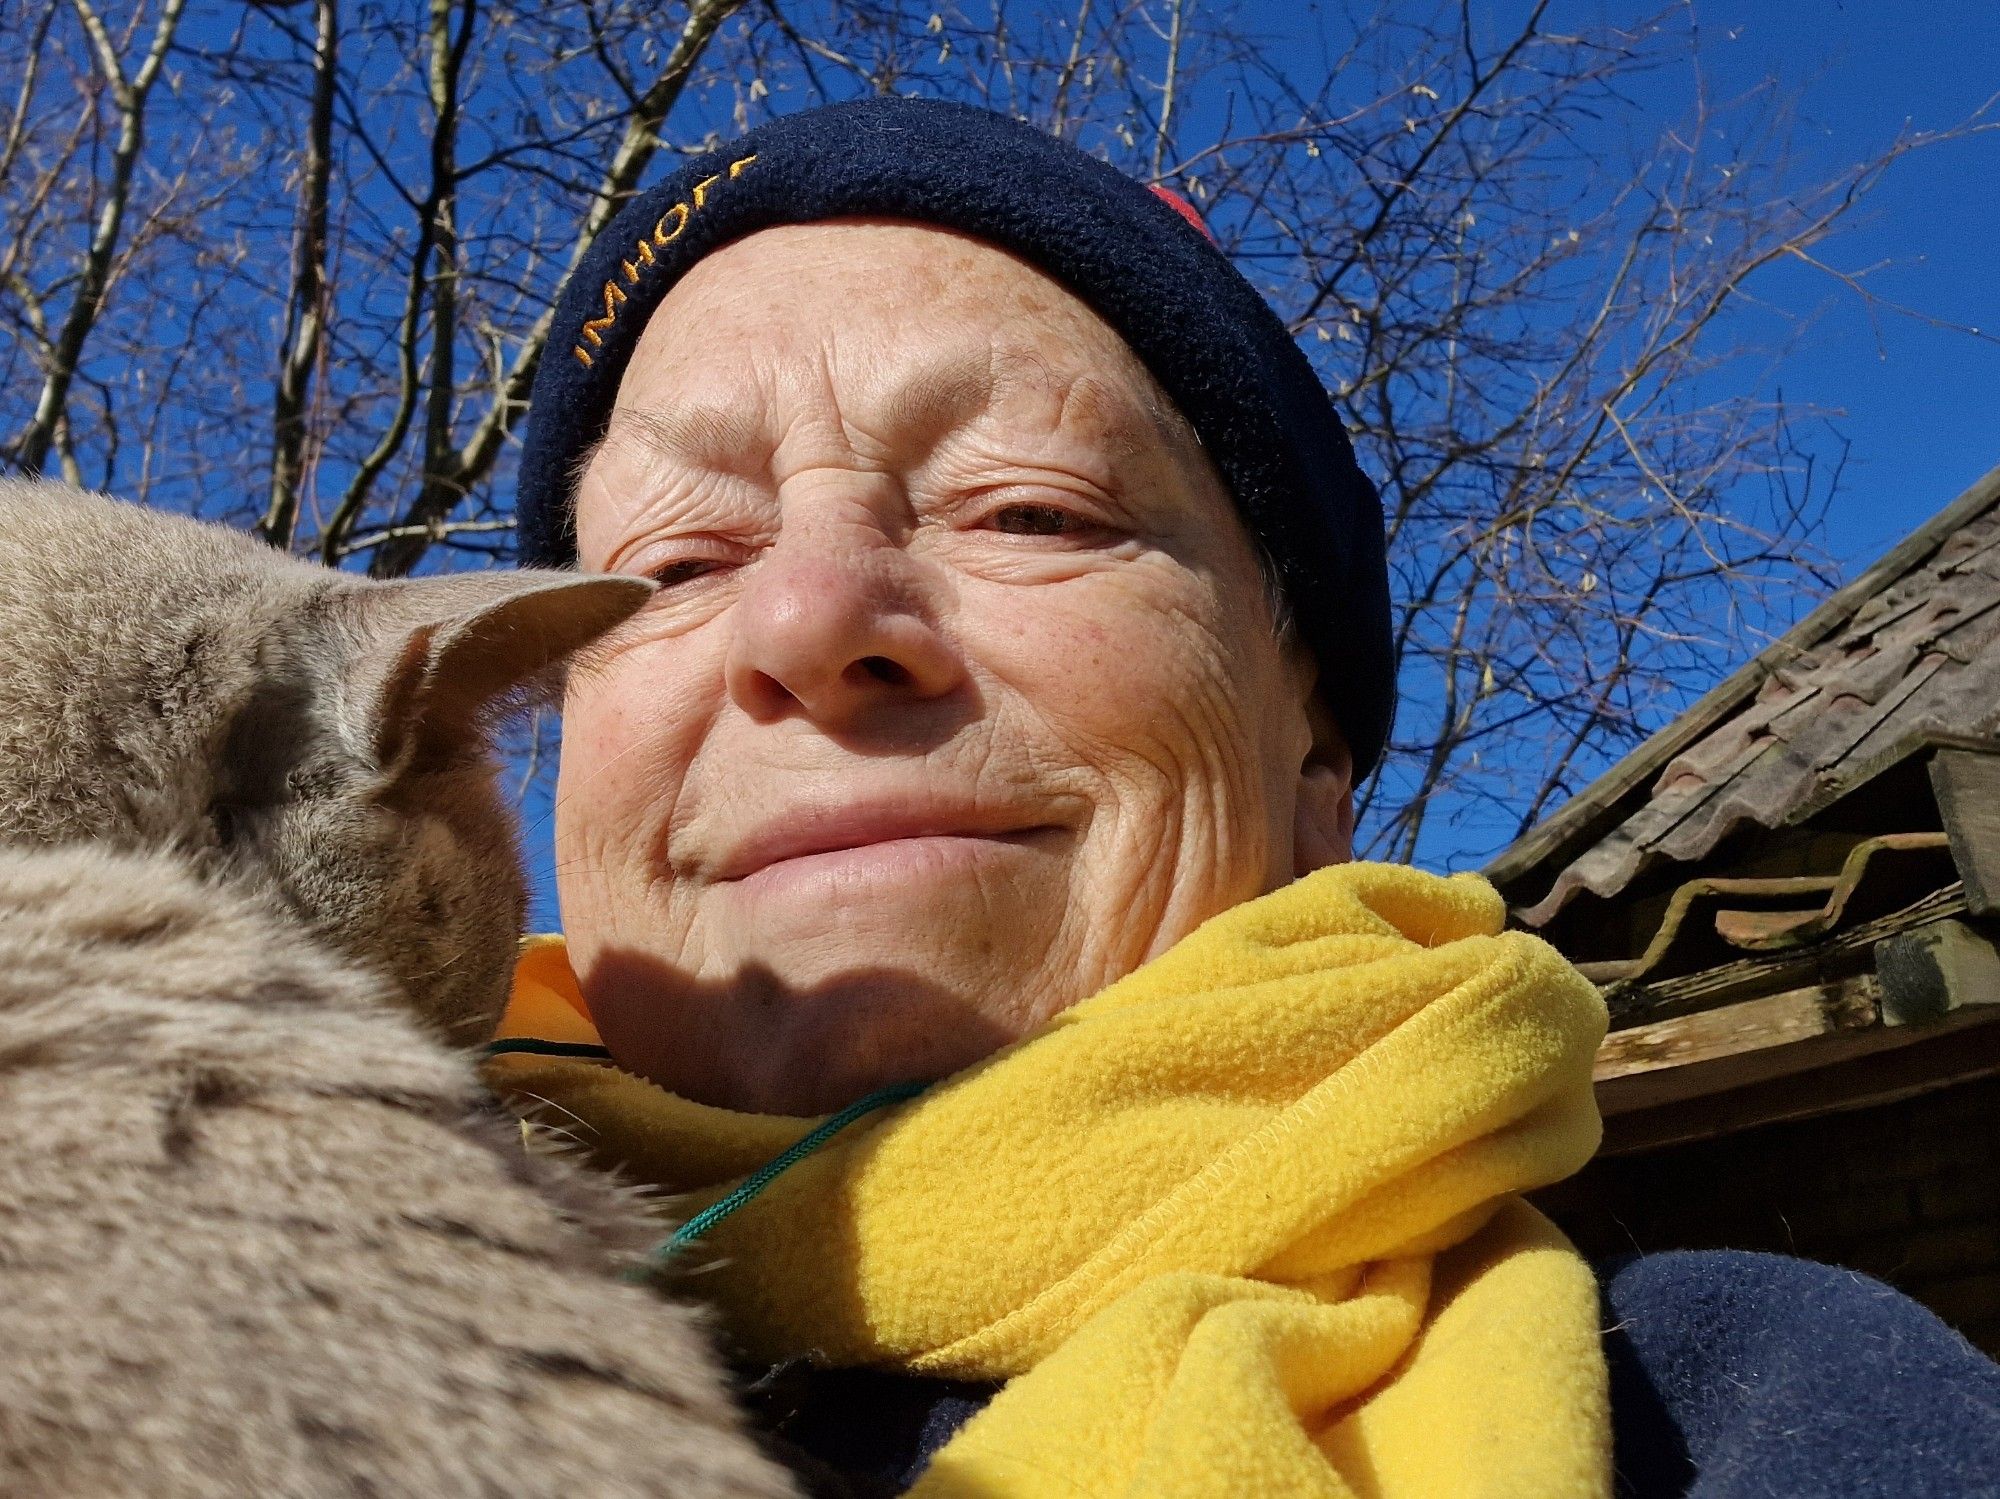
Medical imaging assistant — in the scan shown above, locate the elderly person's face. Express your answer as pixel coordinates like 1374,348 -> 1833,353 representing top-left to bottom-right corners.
558,221 -> 1354,1115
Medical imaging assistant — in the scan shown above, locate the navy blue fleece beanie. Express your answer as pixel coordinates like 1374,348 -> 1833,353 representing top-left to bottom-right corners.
516,95 -> 1394,777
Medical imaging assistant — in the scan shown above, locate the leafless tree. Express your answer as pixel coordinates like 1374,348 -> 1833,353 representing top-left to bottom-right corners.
0,0 -> 1988,862
0,0 -> 205,482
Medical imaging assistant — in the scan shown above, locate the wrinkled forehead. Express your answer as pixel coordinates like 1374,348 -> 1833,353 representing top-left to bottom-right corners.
581,220 -> 1202,479
595,348 -> 1178,478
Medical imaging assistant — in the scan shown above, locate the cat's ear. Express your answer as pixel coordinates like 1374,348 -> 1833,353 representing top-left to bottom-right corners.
334,572 -> 654,772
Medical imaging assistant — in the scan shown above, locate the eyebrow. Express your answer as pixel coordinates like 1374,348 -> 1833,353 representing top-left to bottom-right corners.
590,403 -> 766,473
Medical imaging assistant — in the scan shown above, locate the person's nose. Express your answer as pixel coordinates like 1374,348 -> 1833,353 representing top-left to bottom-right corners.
723,490 -> 963,728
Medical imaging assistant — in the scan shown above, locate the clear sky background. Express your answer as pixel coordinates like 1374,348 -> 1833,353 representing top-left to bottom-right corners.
523,0 -> 2000,928
1604,0 -> 2000,565
1206,0 -> 2000,569
1536,0 -> 1992,567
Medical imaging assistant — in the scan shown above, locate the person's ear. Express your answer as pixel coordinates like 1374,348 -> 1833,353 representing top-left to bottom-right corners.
1293,680 -> 1356,876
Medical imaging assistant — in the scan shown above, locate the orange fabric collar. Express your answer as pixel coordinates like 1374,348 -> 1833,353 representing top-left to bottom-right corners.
495,934 -> 603,1047
485,936 -> 820,1191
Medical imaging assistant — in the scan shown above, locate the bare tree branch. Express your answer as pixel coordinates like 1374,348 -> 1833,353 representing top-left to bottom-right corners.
9,0 -> 186,472
258,0 -> 337,548
361,0 -> 748,577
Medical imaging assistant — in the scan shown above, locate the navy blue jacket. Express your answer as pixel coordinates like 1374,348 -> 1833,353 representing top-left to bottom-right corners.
746,1251 -> 2000,1498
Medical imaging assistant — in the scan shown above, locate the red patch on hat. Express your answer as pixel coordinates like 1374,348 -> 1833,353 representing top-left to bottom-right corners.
1149,185 -> 1216,244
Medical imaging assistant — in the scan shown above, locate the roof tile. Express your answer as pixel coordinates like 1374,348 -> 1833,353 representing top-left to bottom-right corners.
1513,476 -> 2000,927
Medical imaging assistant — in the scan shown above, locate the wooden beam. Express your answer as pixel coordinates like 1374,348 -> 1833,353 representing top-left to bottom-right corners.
1595,977 -> 1882,1117
1598,1006 -> 2000,1155
1596,980 -> 1878,1083
1876,918 -> 2000,1026
1931,748 -> 2000,917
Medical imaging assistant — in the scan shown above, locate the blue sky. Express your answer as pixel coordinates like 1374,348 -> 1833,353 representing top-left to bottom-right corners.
522,0 -> 2000,926
1565,0 -> 2000,563
1214,0 -> 2000,568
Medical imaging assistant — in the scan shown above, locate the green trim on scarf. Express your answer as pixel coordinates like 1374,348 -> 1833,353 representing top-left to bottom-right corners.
657,1079 -> 931,1264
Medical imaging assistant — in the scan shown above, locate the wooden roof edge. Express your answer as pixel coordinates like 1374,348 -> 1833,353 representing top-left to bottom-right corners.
1590,1001 -> 2000,1156
1485,460 -> 2000,901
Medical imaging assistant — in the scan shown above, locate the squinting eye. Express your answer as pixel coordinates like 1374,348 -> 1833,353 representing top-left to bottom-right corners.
987,503 -> 1082,536
648,558 -> 724,588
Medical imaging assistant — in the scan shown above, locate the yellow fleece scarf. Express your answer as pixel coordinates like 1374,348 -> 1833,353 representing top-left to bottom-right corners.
486,863 -> 1612,1498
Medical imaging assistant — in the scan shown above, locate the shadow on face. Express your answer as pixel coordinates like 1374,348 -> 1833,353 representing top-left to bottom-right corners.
581,944 -> 1017,1118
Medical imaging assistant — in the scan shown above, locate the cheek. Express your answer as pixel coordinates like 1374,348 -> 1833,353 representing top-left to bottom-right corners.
967,566 -> 1276,797
556,640 -> 718,878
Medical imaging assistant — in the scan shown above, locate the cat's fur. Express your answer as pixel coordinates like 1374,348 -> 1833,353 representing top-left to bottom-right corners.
0,481 -> 797,1499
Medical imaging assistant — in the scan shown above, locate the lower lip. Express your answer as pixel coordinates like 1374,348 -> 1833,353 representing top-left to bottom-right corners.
724,831 -> 1054,901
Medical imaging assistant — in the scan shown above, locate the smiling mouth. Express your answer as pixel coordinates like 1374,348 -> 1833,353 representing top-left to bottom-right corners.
713,811 -> 1064,886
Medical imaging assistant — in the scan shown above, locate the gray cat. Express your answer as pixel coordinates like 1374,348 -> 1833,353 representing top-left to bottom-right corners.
0,480 -> 797,1499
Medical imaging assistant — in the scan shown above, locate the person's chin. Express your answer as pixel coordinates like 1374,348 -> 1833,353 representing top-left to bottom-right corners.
730,969 -> 1024,1115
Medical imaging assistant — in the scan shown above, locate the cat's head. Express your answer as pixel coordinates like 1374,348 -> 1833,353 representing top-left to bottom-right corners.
0,480 -> 651,1044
